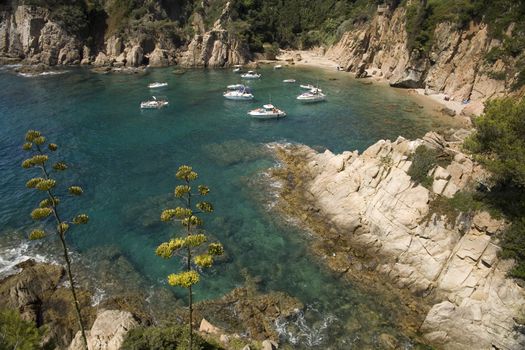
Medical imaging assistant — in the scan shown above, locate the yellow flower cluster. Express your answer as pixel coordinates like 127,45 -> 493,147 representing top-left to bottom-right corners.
194,254 -> 213,268
29,229 -> 46,240
155,242 -> 173,259
31,207 -> 52,220
57,222 -> 69,234
198,185 -> 210,195
185,234 -> 207,247
167,271 -> 200,288
208,242 -> 225,256
48,143 -> 58,151
72,214 -> 89,225
34,136 -> 46,145
68,186 -> 83,195
26,177 -> 44,188
25,130 -> 42,142
174,185 -> 191,198
176,165 -> 198,181
196,201 -> 213,213
53,162 -> 67,171
35,179 -> 56,191
22,155 -> 49,168
168,238 -> 185,250
39,197 -> 60,208
22,142 -> 32,151
181,215 -> 202,228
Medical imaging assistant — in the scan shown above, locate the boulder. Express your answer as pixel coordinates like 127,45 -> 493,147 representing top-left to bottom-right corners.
69,310 -> 139,350
199,318 -> 221,334
262,339 -> 278,350
148,46 -> 169,67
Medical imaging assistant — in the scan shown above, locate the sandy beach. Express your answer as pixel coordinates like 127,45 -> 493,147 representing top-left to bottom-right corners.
272,49 -> 476,123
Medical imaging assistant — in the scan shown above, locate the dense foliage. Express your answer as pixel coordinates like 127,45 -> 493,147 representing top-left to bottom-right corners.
0,309 -> 43,350
407,145 -> 438,188
465,97 -> 525,279
122,325 -> 221,350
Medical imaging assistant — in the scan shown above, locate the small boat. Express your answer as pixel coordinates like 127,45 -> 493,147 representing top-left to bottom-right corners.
233,67 -> 242,73
274,65 -> 283,69
300,84 -> 316,90
227,84 -> 245,90
148,82 -> 168,89
223,88 -> 254,100
248,104 -> 286,119
283,79 -> 296,83
241,71 -> 261,79
140,96 -> 169,109
297,88 -> 326,103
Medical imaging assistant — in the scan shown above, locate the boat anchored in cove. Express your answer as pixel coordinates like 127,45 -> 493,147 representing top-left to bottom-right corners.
248,104 -> 286,119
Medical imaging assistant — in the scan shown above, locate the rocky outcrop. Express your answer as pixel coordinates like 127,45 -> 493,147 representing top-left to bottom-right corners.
178,2 -> 249,68
69,310 -> 140,350
326,7 -> 514,104
271,133 -> 525,350
0,1 -> 250,68
0,260 -> 96,347
0,5 -> 83,65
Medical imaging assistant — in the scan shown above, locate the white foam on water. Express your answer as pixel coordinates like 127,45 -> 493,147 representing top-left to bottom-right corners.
275,306 -> 338,347
18,70 -> 70,78
0,241 -> 49,278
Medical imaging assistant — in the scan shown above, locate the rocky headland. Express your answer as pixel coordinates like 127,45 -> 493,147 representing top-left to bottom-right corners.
270,131 -> 525,350
0,1 -> 249,69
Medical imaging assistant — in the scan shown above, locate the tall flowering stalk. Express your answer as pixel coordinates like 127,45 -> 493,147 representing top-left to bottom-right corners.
156,165 -> 224,350
21,130 -> 89,349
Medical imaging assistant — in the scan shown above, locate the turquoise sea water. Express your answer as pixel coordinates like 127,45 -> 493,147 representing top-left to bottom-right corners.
0,65 -> 450,348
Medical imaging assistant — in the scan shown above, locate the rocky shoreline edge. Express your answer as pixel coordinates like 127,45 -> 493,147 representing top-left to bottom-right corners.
268,131 -> 525,350
0,256 -> 301,350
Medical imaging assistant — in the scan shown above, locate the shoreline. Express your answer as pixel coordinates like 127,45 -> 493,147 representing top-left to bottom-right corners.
272,49 -> 477,125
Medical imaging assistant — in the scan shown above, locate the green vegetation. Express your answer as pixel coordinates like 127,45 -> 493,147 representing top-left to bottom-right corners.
122,324 -> 222,350
407,145 -> 438,188
21,130 -> 90,349
428,191 -> 487,226
228,0 -> 382,51
0,309 -> 43,350
155,165 -> 224,350
465,97 -> 525,279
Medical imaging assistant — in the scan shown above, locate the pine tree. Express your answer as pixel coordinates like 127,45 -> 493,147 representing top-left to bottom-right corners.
156,165 -> 224,350
21,130 -> 89,349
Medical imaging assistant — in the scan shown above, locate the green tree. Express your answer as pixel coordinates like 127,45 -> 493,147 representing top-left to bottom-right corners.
155,165 -> 224,350
0,309 -> 42,350
21,130 -> 89,349
465,97 -> 525,188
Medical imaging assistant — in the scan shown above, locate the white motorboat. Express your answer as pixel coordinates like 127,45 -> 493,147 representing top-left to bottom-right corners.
283,79 -> 296,83
140,96 -> 169,109
241,70 -> 261,79
274,65 -> 283,69
223,89 -> 254,100
233,67 -> 242,73
148,82 -> 168,89
248,104 -> 286,119
227,84 -> 245,90
297,88 -> 326,103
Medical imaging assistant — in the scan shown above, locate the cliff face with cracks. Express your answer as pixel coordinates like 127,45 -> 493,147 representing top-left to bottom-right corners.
271,132 -> 525,350
327,7 -> 516,103
0,1 -> 250,68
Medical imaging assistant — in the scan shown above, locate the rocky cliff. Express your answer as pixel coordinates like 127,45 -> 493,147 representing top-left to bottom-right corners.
326,7 -> 517,104
271,133 -> 525,350
0,1 -> 250,68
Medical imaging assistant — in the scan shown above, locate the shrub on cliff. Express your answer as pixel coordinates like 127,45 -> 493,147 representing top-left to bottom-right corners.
465,97 -> 525,188
0,309 -> 43,350
407,145 -> 438,188
122,325 -> 221,350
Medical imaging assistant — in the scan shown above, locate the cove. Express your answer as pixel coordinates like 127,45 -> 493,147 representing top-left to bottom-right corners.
0,65 -> 453,348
